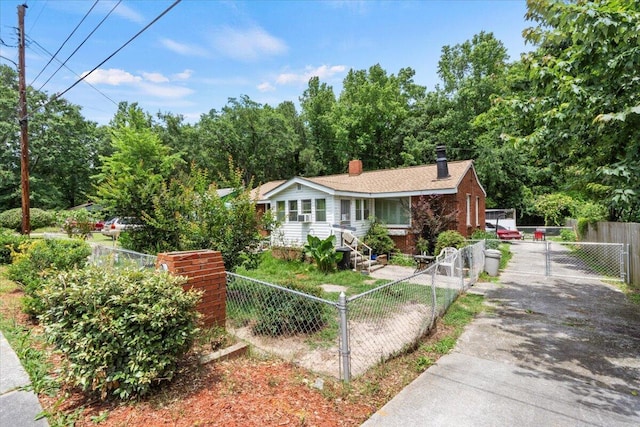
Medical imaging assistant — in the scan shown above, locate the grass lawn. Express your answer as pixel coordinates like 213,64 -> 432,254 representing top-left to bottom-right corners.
236,251 -> 388,297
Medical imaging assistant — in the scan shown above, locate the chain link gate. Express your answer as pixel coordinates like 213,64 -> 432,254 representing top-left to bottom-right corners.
502,240 -> 628,283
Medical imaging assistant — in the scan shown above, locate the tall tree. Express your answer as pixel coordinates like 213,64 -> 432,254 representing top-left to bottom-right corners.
332,64 -> 425,171
300,77 -> 338,175
522,0 -> 640,221
0,64 -> 102,210
94,103 -> 183,219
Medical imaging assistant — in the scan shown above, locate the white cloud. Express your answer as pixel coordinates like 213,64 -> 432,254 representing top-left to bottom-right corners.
257,82 -> 275,92
99,1 -> 145,23
82,68 -> 193,99
142,72 -> 170,83
160,38 -> 209,57
211,26 -> 287,61
173,69 -> 194,80
275,65 -> 347,85
83,68 -> 141,85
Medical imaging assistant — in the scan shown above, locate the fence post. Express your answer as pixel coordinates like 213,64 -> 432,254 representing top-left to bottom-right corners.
338,292 -> 351,382
545,240 -> 551,277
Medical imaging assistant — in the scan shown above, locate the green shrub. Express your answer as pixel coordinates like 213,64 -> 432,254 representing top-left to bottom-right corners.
0,228 -> 27,264
470,230 -> 500,250
560,228 -> 577,242
434,230 -> 466,256
252,280 -> 329,337
40,267 -> 201,400
364,217 -> 396,255
7,239 -> 91,317
0,208 -> 57,231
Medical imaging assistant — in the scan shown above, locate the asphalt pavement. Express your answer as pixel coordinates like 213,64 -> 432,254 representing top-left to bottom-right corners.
363,242 -> 640,426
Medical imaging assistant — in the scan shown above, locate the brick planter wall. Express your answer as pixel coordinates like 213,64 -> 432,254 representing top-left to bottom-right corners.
156,250 -> 226,328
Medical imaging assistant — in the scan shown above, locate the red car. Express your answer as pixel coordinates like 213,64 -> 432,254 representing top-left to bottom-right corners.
486,223 -> 523,240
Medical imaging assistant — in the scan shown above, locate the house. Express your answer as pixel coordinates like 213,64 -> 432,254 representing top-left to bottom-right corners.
251,146 -> 486,254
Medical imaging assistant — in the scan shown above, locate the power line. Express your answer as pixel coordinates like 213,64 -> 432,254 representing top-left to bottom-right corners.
26,36 -> 118,106
27,0 -> 47,34
30,0 -> 100,87
22,0 -> 182,121
54,0 -> 182,101
37,0 -> 121,92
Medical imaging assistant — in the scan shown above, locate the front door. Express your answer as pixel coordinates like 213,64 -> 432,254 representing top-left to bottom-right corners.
340,199 -> 351,225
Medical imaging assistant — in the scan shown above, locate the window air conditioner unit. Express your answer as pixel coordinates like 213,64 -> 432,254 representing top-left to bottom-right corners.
298,214 -> 312,222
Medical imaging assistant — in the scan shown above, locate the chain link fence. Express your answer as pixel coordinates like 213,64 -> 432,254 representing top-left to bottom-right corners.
226,241 -> 485,381
88,245 -> 157,270
550,241 -> 627,281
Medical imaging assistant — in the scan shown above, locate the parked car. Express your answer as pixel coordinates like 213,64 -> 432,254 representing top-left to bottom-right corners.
101,217 -> 141,238
485,222 -> 523,240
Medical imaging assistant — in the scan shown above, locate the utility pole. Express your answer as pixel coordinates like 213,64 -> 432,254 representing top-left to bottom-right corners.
18,4 -> 30,235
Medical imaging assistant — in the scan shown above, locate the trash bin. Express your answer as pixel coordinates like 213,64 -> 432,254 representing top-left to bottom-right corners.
484,249 -> 501,276
336,247 -> 352,270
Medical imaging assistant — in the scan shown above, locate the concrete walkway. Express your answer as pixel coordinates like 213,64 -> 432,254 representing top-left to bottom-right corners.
363,243 -> 640,426
0,331 -> 48,426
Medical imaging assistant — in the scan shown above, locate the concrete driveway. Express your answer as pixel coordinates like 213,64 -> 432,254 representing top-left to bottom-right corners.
363,243 -> 640,426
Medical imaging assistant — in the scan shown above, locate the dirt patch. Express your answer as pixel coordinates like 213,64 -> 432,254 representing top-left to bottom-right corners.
230,301 -> 434,378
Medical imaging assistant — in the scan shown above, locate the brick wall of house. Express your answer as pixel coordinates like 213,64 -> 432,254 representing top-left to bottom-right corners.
156,250 -> 226,328
452,167 -> 486,237
401,165 -> 486,254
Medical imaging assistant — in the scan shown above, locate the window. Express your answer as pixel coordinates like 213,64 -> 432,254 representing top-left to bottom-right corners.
475,197 -> 480,226
363,199 -> 370,220
374,198 -> 410,225
289,200 -> 298,222
356,199 -> 362,220
340,199 -> 351,223
466,194 -> 471,226
276,201 -> 285,223
302,199 -> 312,214
315,199 -> 326,222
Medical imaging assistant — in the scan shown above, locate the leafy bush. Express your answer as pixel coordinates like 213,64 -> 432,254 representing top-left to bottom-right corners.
252,280 -> 329,337
7,239 -> 91,317
0,228 -> 27,264
364,217 -> 396,255
40,267 -> 201,400
560,228 -> 577,242
303,235 -> 342,273
434,230 -> 466,256
0,208 -> 57,231
470,230 -> 500,249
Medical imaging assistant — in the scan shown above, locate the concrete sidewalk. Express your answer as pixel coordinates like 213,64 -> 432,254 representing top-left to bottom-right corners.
363,245 -> 640,426
0,331 -> 48,426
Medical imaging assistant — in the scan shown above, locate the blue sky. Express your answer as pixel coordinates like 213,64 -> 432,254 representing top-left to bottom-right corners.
0,0 -> 532,125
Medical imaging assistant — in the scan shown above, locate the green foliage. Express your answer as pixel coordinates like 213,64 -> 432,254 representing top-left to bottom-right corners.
0,65 -> 104,211
39,267 -> 201,400
7,239 -> 91,317
137,164 -> 261,270
303,235 -> 342,273
250,280 -> 329,337
0,229 -> 27,264
364,217 -> 396,255
560,229 -> 576,242
470,230 -> 500,249
0,208 -> 57,231
533,193 -> 577,226
434,230 -> 466,256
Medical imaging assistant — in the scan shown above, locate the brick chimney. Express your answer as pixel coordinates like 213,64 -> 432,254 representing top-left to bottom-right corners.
436,145 -> 450,179
348,159 -> 363,176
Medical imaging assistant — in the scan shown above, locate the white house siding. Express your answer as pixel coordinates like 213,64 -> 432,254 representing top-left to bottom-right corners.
270,184 -> 336,247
